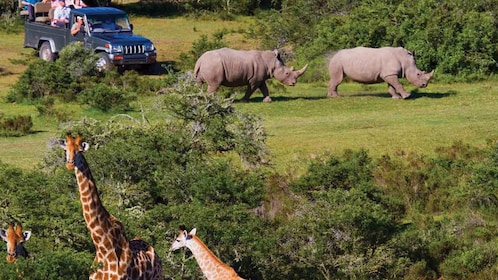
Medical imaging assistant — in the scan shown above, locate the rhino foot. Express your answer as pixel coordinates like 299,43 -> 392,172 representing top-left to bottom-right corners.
263,96 -> 272,103
401,93 -> 411,99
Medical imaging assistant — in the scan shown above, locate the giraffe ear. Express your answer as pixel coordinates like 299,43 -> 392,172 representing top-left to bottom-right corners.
23,231 -> 32,241
58,139 -> 67,149
81,142 -> 90,151
0,229 -> 6,241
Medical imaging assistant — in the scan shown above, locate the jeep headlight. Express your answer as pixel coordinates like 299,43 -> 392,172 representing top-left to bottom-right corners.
144,42 -> 155,52
106,43 -> 123,53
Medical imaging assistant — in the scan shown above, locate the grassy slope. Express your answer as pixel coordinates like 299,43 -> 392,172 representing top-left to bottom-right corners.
239,81 -> 498,173
1,16 -> 498,174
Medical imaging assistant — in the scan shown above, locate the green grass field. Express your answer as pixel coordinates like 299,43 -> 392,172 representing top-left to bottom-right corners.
1,15 -> 497,174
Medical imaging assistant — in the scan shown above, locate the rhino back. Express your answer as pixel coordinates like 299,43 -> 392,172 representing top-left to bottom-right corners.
197,48 -> 271,87
330,47 -> 411,83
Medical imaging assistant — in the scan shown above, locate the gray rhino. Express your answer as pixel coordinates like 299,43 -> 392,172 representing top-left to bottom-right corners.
194,48 -> 308,102
328,47 -> 434,99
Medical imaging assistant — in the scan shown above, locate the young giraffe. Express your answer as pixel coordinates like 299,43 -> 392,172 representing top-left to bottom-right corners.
170,226 -> 245,280
59,133 -> 162,280
0,223 -> 31,263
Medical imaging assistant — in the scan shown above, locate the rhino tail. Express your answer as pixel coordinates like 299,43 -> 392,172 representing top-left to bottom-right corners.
194,61 -> 201,78
193,60 -> 203,83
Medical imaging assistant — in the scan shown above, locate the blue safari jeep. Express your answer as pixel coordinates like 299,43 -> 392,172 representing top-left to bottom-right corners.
23,7 -> 157,71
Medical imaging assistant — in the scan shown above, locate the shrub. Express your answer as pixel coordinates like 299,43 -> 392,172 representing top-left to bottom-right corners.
78,82 -> 136,112
1,249 -> 92,280
255,0 -> 498,81
7,60 -> 70,102
6,42 -> 98,103
290,149 -> 373,194
177,32 -> 227,70
0,11 -> 23,33
0,114 -> 33,136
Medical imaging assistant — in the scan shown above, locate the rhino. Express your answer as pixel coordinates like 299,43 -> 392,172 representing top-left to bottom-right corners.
328,47 -> 434,99
194,48 -> 308,102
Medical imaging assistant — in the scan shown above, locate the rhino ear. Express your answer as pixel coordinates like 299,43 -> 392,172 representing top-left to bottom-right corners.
273,49 -> 280,59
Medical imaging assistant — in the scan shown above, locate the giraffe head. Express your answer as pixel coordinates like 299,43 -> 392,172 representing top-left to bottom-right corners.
58,133 -> 89,170
0,224 -> 31,263
170,226 -> 197,251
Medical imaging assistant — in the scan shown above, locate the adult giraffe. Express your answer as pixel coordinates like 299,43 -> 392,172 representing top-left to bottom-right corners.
170,226 -> 245,280
59,133 -> 162,280
0,223 -> 31,263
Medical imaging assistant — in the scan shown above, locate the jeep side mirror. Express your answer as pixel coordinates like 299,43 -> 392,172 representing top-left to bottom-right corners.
130,23 -> 133,31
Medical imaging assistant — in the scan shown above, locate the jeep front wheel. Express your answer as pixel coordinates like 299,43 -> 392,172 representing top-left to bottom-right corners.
39,42 -> 56,62
96,53 -> 112,71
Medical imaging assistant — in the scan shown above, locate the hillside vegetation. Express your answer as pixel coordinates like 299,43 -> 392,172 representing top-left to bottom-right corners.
0,0 -> 497,279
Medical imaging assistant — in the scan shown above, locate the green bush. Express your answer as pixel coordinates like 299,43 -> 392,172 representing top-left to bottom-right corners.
0,249 -> 92,280
0,114 -> 32,136
290,149 -> 373,194
78,82 -> 136,112
5,65 -> 498,279
255,0 -> 498,81
6,42 -> 162,111
6,42 -> 97,103
177,32 -> 227,71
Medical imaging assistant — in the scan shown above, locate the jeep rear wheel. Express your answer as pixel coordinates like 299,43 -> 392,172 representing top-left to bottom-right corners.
39,42 -> 56,62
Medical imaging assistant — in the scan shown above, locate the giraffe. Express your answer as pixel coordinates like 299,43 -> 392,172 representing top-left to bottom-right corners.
0,223 -> 31,263
170,226 -> 245,280
59,133 -> 162,280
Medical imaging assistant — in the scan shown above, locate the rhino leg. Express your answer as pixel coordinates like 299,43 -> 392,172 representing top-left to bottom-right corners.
206,84 -> 220,94
259,82 -> 272,102
388,84 -> 402,99
241,85 -> 258,102
328,70 -> 343,97
383,75 -> 410,99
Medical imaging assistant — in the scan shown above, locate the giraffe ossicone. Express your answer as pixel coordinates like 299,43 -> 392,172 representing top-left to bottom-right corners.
0,223 -> 31,263
60,133 -> 163,279
171,226 -> 245,280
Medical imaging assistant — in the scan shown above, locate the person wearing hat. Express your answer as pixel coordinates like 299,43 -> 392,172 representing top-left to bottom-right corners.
52,0 -> 70,27
21,0 -> 41,21
71,16 -> 84,35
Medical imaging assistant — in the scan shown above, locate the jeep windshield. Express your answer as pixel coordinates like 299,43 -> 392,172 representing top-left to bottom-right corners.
87,14 -> 131,33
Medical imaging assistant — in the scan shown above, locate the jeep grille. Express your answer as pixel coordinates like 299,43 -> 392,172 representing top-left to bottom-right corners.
123,44 -> 145,54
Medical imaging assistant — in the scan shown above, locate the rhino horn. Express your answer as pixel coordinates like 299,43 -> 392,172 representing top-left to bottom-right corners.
296,64 -> 308,76
425,69 -> 435,80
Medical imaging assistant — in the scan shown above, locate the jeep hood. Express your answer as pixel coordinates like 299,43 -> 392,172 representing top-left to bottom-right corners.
92,32 -> 152,44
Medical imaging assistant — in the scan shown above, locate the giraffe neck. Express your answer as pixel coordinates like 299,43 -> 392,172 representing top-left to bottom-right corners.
73,152 -> 111,234
73,152 -> 131,278
187,236 -> 241,280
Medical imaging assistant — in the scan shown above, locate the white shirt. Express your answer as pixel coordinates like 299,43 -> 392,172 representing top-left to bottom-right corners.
53,6 -> 70,21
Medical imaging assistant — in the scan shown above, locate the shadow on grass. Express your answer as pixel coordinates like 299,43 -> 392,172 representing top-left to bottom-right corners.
349,89 -> 457,99
234,94 -> 327,103
194,86 -> 458,103
148,60 -> 178,75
